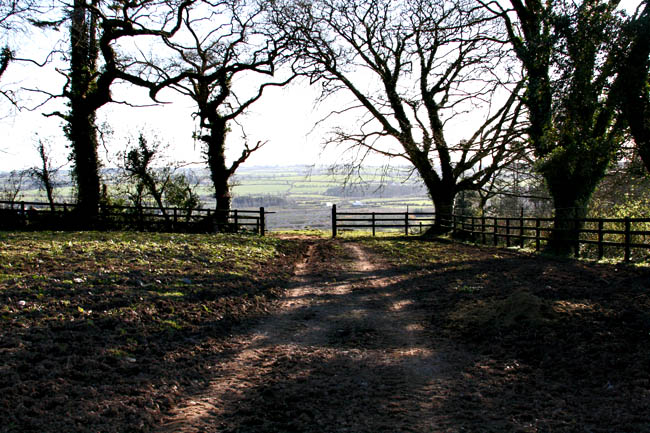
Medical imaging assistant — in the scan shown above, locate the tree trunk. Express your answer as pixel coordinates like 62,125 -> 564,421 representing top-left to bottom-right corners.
45,180 -> 55,213
423,189 -> 456,237
205,118 -> 232,227
68,0 -> 101,224
544,180 -> 593,257
68,108 -> 101,223
614,1 -> 650,173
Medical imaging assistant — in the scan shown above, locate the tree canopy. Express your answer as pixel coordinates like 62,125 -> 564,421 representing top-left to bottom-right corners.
0,0 -> 647,244
272,0 -> 526,230
481,0 -> 633,254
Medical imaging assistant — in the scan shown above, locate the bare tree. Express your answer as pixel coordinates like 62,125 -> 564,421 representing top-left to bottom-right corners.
0,169 -> 27,204
30,137 -> 61,211
273,0 -> 526,233
0,0 -> 51,107
137,0 -> 296,218
36,0 -> 193,224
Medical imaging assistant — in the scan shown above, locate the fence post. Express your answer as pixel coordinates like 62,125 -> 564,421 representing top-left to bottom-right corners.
260,207 -> 265,237
234,209 -> 239,233
624,217 -> 631,262
332,204 -> 337,238
506,218 -> 511,247
493,217 -> 498,246
100,203 -> 106,230
574,219 -> 580,259
372,212 -> 376,237
598,220 -> 604,260
173,208 -> 178,228
535,218 -> 541,251
470,216 -> 475,241
519,208 -> 525,248
481,216 -> 486,244
404,211 -> 409,236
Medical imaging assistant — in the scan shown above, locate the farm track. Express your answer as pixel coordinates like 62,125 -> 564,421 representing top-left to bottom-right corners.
2,232 -> 648,432
158,239 -> 466,433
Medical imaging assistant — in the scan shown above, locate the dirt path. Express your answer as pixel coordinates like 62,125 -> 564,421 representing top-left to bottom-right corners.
158,239 -> 464,433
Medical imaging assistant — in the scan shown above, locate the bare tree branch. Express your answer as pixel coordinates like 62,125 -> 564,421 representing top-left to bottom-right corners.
273,0 -> 526,231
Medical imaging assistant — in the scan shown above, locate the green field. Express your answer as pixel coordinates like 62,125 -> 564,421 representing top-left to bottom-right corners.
1,165 -> 432,230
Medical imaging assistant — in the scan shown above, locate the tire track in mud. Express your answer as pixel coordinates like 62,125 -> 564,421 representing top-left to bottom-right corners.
159,239 -> 462,433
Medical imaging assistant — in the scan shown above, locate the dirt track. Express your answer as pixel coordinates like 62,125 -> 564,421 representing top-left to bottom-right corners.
4,233 -> 648,432
159,240 -> 467,432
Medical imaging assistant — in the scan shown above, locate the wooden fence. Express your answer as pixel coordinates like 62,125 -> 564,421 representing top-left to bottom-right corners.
331,205 -> 650,262
332,205 -> 436,236
0,200 -> 268,235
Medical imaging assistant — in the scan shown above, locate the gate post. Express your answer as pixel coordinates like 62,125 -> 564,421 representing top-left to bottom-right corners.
624,217 -> 630,262
597,219 -> 604,260
260,207 -> 265,236
519,208 -> 525,248
332,204 -> 337,238
404,211 -> 409,236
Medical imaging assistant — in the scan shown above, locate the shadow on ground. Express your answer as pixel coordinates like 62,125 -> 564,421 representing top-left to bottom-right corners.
162,238 -> 650,433
2,234 -> 648,432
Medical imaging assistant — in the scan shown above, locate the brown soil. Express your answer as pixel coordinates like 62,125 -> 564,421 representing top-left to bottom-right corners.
2,234 -> 649,432
159,239 -> 465,432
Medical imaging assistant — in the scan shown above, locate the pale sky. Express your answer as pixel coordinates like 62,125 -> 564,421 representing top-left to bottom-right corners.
0,67 -> 342,171
0,0 -> 643,173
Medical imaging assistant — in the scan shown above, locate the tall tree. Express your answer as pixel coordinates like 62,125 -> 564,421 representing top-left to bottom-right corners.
43,0 -> 191,223
66,0 -> 102,221
483,0 -> 627,255
612,0 -> 650,172
141,0 -> 295,217
273,0 -> 525,232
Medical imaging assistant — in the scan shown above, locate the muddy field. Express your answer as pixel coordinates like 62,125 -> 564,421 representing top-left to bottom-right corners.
1,231 -> 648,432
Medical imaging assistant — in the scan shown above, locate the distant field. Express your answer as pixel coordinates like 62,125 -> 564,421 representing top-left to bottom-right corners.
1,165 -> 432,230
232,183 -> 293,195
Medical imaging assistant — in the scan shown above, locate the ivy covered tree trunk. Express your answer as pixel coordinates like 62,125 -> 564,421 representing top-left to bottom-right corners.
537,133 -> 613,254
410,149 -> 458,236
495,0 -> 623,256
204,117 -> 233,226
67,105 -> 101,222
67,0 -> 101,223
545,180 -> 595,256
426,184 -> 456,234
0,46 -> 11,80
613,1 -> 650,173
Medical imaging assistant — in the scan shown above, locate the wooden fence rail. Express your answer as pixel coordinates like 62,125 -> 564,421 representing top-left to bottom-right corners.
331,205 -> 650,262
332,204 -> 436,236
0,200 -> 269,236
